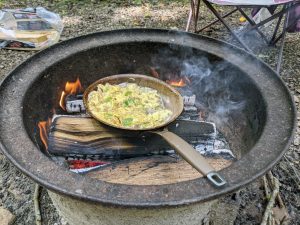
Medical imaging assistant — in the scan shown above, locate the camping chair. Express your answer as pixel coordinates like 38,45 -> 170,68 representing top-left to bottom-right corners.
186,0 -> 300,74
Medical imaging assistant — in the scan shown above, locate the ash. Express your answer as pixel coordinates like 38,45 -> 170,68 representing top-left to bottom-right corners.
177,93 -> 235,160
165,131 -> 235,161
194,135 -> 235,160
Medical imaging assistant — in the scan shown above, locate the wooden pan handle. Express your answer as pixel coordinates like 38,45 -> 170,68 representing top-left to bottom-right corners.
152,130 -> 227,187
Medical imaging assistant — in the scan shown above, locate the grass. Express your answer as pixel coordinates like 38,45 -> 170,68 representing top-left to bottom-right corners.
0,0 -> 188,8
0,0 -> 5,7
0,0 -> 189,17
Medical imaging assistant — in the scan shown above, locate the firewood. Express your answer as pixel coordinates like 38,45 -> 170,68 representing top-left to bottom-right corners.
48,115 -> 216,158
48,115 -> 171,157
86,155 -> 232,185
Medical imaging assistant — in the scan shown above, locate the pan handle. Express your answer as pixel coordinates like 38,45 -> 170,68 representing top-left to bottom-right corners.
152,130 -> 227,187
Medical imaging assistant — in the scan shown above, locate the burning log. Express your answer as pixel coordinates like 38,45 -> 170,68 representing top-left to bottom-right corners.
48,116 -> 162,157
47,115 -> 217,158
86,155 -> 232,185
183,94 -> 196,106
65,94 -> 85,113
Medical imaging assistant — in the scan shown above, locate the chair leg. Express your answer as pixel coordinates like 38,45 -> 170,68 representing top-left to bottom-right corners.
276,3 -> 291,75
196,8 -> 238,33
186,6 -> 193,31
202,0 -> 251,51
236,6 -> 269,44
186,0 -> 201,32
194,0 -> 201,32
245,2 -> 299,33
269,10 -> 284,45
272,14 -> 300,45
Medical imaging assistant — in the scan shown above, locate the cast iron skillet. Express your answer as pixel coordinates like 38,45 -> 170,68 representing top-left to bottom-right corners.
83,74 -> 226,187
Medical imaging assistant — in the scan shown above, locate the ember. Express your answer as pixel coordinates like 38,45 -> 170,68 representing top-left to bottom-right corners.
167,78 -> 186,87
68,160 -> 109,169
166,77 -> 191,87
59,78 -> 83,111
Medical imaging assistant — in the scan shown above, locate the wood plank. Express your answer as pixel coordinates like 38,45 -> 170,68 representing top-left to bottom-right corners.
48,115 -> 169,156
51,115 -> 216,137
86,155 -> 232,185
48,115 -> 232,185
53,116 -> 125,133
48,115 -> 217,157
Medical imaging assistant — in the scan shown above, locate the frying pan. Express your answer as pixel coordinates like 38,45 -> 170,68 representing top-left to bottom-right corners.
83,74 -> 226,187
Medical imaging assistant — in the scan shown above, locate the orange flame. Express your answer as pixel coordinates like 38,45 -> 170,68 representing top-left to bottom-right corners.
166,76 -> 191,87
59,91 -> 67,110
167,78 -> 186,87
38,118 -> 51,150
59,78 -> 83,110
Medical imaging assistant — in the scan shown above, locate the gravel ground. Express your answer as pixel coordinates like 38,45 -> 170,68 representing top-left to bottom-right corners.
0,1 -> 299,224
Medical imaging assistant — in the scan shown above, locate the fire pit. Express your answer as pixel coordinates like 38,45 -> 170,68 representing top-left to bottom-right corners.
0,29 -> 296,225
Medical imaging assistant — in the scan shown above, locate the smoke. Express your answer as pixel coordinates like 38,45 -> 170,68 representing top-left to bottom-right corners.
227,19 -> 274,54
181,57 -> 212,81
151,47 -> 246,124
183,58 -> 246,123
235,28 -> 266,53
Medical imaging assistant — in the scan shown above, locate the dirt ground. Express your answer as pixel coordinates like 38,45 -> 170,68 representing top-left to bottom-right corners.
0,0 -> 299,224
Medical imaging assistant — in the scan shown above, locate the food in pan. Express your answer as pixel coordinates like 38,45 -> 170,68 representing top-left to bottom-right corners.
87,83 -> 173,128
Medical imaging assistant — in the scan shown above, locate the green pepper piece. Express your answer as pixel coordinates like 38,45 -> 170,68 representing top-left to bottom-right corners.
127,98 -> 135,104
122,118 -> 133,126
104,96 -> 112,102
104,113 -> 113,118
124,98 -> 135,107
125,91 -> 132,96
124,100 -> 129,107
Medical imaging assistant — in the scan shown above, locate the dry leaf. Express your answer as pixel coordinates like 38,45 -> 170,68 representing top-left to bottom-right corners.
272,206 -> 289,224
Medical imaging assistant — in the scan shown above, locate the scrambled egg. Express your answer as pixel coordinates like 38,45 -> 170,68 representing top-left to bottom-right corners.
87,83 -> 173,129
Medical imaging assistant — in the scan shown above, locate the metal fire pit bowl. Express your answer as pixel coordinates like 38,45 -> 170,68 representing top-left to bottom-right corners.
0,29 -> 296,210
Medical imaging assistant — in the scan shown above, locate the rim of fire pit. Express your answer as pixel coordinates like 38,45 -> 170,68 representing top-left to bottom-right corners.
0,29 -> 296,207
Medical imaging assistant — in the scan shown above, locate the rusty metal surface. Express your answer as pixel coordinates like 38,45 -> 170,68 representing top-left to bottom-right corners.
0,29 -> 297,207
